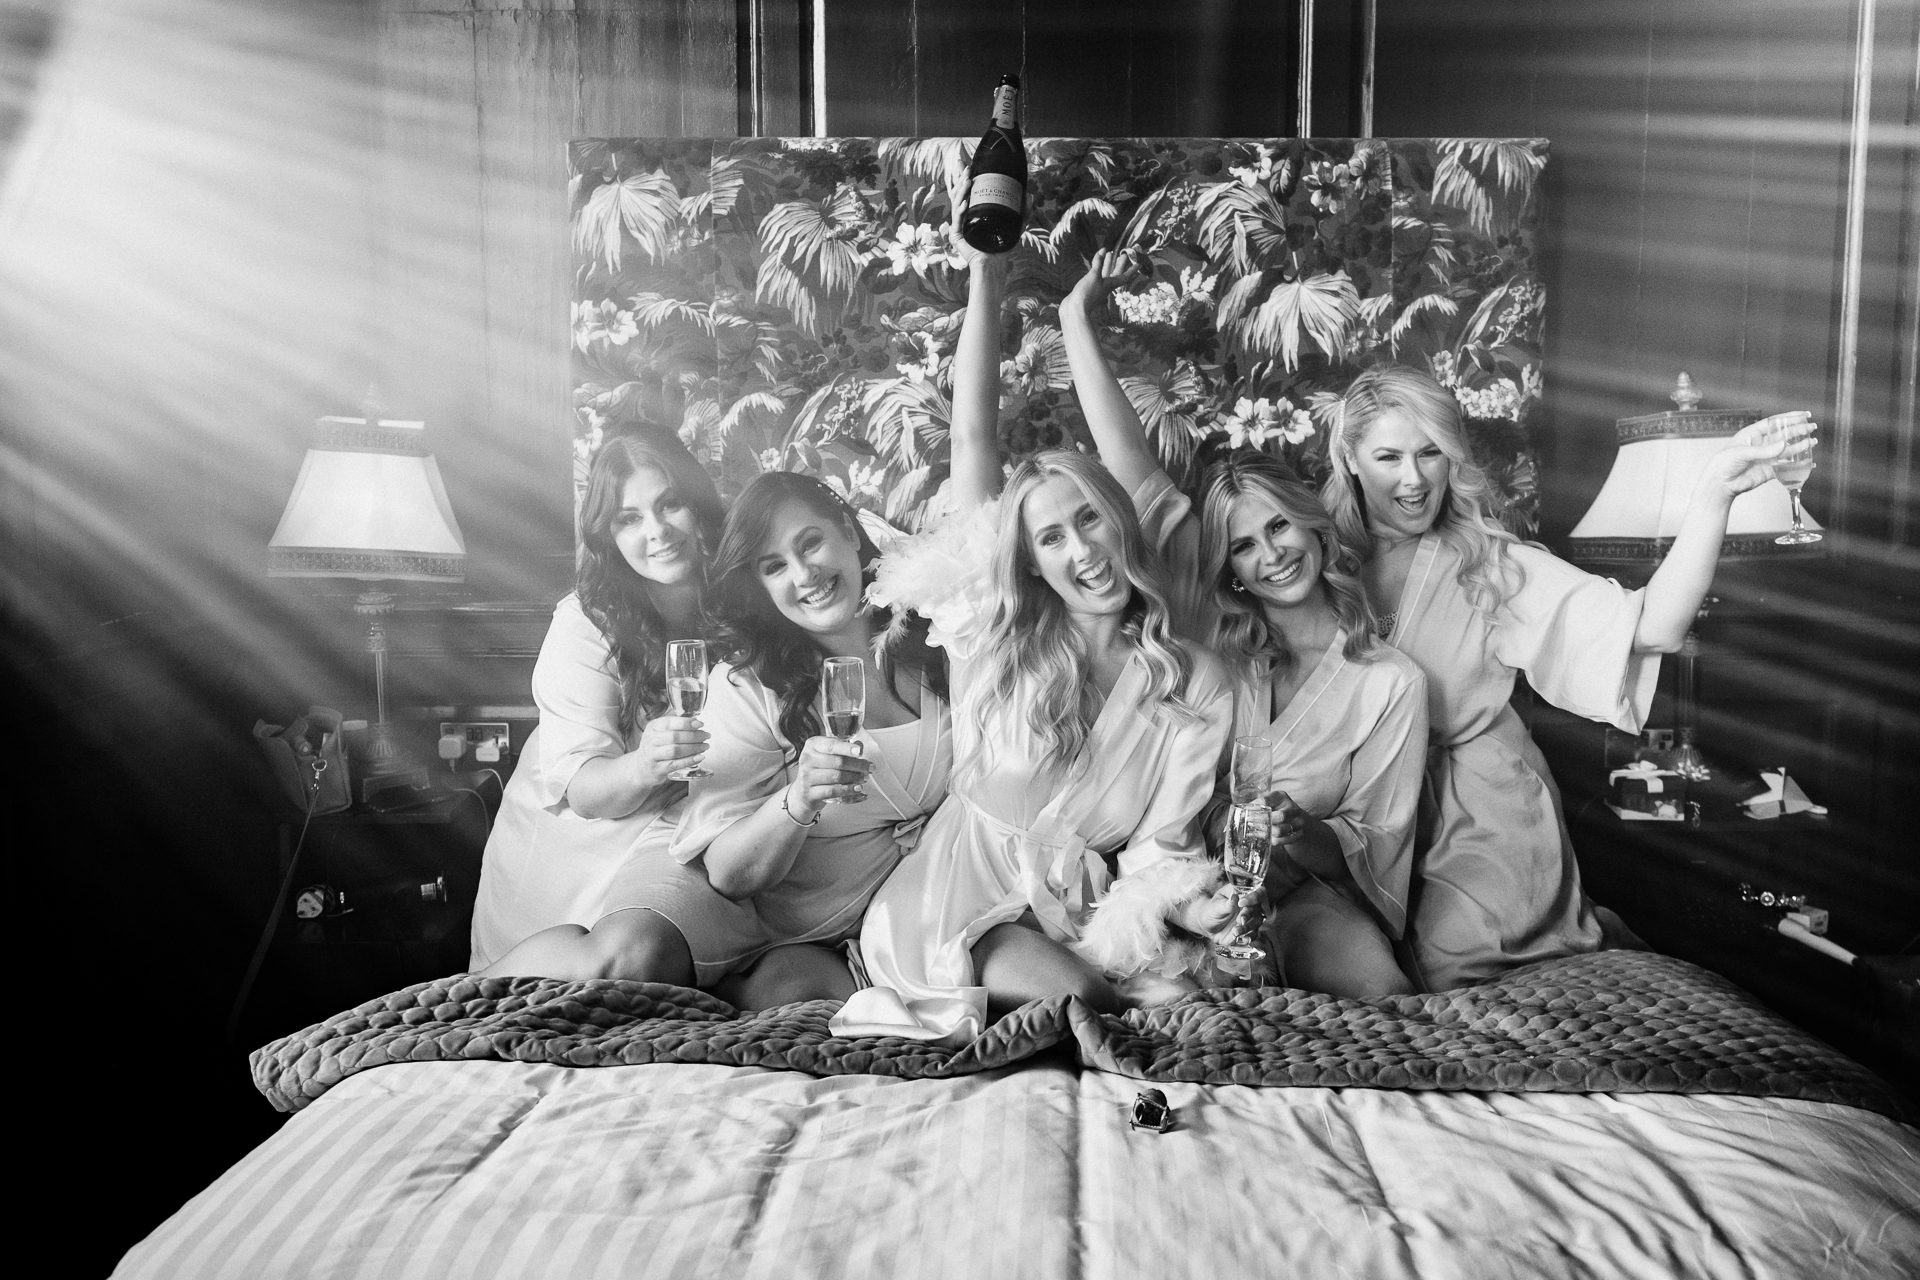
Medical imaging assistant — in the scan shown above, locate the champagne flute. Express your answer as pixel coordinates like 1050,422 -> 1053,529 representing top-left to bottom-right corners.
821,656 -> 867,804
1216,735 -> 1275,982
665,640 -> 711,780
1229,736 -> 1273,807
1774,446 -> 1821,546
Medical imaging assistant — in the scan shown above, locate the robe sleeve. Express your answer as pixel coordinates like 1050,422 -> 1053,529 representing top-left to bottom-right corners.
1491,543 -> 1662,733
1129,469 -> 1216,643
667,662 -> 793,866
1319,656 -> 1429,938
528,595 -> 681,821
1113,649 -> 1237,879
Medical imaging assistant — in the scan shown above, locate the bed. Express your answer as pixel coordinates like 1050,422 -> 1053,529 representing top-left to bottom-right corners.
117,953 -> 1918,1278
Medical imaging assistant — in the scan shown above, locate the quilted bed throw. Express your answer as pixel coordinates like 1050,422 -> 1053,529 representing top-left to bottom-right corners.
568,135 -> 1548,538
254,951 -> 1908,1121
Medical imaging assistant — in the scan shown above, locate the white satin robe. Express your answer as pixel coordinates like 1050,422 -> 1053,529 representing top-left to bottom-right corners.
1133,472 -> 1428,940
836,617 -> 1234,1046
1387,534 -> 1661,990
671,662 -> 953,959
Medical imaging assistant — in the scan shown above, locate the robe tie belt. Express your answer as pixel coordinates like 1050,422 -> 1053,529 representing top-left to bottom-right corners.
956,795 -> 1111,943
889,813 -> 930,853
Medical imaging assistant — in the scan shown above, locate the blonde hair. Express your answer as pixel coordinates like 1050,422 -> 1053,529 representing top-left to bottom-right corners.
1325,365 -> 1521,617
971,451 -> 1199,767
1198,451 -> 1379,685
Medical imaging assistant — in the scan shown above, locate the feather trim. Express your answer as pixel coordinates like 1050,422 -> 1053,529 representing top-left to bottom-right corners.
1073,855 -> 1223,981
865,497 -> 1001,652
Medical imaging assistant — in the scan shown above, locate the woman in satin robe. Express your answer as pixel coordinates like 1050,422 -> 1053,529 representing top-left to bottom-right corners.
474,426 -> 760,984
1061,251 -> 1428,999
1324,365 -> 1815,989
669,471 -> 954,1009
834,248 -> 1234,1046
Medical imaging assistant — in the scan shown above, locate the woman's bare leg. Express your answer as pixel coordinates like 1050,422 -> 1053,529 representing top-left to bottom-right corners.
972,920 -> 1126,1019
477,908 -> 695,985
713,943 -> 855,1011
1267,882 -> 1415,999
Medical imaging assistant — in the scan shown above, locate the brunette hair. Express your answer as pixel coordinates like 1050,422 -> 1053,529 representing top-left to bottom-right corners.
707,470 -> 946,756
1197,450 -> 1378,684
575,425 -> 727,737
1324,364 -> 1521,616
972,450 -> 1198,768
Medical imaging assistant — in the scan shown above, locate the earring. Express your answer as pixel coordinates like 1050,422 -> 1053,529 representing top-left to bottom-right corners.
1229,578 -> 1248,595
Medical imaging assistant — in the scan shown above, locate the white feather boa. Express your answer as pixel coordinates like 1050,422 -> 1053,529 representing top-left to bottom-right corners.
865,497 -> 1001,652
1072,856 -> 1225,982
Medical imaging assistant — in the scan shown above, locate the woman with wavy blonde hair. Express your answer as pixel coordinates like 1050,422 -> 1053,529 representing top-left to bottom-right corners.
833,248 -> 1234,1046
1059,250 -> 1429,1000
1326,363 -> 1816,990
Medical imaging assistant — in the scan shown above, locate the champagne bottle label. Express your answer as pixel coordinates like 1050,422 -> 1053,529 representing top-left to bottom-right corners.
990,84 -> 1018,130
967,172 -> 1023,213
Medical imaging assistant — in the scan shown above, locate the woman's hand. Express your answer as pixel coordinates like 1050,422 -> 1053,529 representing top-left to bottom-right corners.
1176,882 -> 1242,937
1262,790 -> 1309,848
782,735 -> 874,821
632,714 -> 708,789
1697,411 -> 1818,504
956,234 -> 1012,278
1063,248 -> 1143,320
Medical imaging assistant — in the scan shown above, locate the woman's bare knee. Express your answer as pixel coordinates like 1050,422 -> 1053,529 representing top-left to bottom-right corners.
1270,887 -> 1414,1000
722,943 -> 853,1010
974,922 -> 1123,1017
583,909 -> 695,984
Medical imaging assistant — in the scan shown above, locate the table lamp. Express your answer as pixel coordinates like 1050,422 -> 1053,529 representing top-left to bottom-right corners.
1566,373 -> 1822,781
267,390 -> 466,784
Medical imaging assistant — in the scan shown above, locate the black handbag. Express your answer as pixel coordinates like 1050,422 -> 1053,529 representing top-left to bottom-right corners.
253,706 -> 352,816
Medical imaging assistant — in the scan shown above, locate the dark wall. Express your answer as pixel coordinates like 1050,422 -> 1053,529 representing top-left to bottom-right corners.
1372,0 -> 1917,547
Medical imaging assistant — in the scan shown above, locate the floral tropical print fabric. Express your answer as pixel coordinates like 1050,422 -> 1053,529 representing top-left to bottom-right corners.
569,136 -> 1547,535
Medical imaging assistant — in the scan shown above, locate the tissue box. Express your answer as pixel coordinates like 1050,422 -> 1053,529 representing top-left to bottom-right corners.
1608,763 -> 1687,821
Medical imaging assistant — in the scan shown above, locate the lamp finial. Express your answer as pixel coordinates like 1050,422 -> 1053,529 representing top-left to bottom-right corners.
360,382 -> 387,427
1670,372 -> 1702,413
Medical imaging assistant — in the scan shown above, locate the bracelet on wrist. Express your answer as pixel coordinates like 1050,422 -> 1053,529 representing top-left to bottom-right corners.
781,792 -> 821,828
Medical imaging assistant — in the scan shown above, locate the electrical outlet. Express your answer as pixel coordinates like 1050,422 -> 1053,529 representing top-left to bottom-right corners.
1642,729 -> 1675,751
439,721 -> 511,763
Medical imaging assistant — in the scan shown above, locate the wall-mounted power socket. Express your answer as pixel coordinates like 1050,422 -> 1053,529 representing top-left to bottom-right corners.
439,721 -> 511,764
1642,729 -> 1675,751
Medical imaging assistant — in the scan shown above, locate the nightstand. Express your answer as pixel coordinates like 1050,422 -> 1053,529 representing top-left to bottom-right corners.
1568,800 -> 1914,1091
264,786 -> 496,1035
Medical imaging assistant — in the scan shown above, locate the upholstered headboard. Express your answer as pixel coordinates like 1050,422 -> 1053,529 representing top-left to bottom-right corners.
568,136 -> 1547,535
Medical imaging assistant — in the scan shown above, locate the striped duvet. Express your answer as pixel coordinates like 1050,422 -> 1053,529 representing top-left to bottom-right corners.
118,1059 -> 1919,1279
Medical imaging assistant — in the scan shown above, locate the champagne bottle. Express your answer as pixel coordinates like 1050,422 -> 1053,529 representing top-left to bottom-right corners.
960,74 -> 1026,254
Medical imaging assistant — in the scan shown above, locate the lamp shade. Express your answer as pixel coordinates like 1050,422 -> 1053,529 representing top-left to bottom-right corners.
268,416 -> 467,582
1567,403 -> 1820,565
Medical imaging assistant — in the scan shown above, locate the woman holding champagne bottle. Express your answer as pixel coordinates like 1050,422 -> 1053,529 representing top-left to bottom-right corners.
834,247 -> 1234,1046
1322,365 -> 1817,989
1061,250 -> 1430,1000
474,425 -> 758,984
668,471 -> 954,1009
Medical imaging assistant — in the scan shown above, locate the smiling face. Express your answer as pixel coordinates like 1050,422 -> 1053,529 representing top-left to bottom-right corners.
1020,474 -> 1131,618
1225,490 -> 1323,612
1349,406 -> 1452,539
752,498 -> 866,637
612,464 -> 702,586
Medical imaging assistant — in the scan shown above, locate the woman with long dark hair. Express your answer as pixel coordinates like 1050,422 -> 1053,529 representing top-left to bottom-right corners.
1322,365 -> 1814,989
666,471 -> 954,1009
474,426 -> 763,985
1061,251 -> 1428,999
834,248 -> 1234,1046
